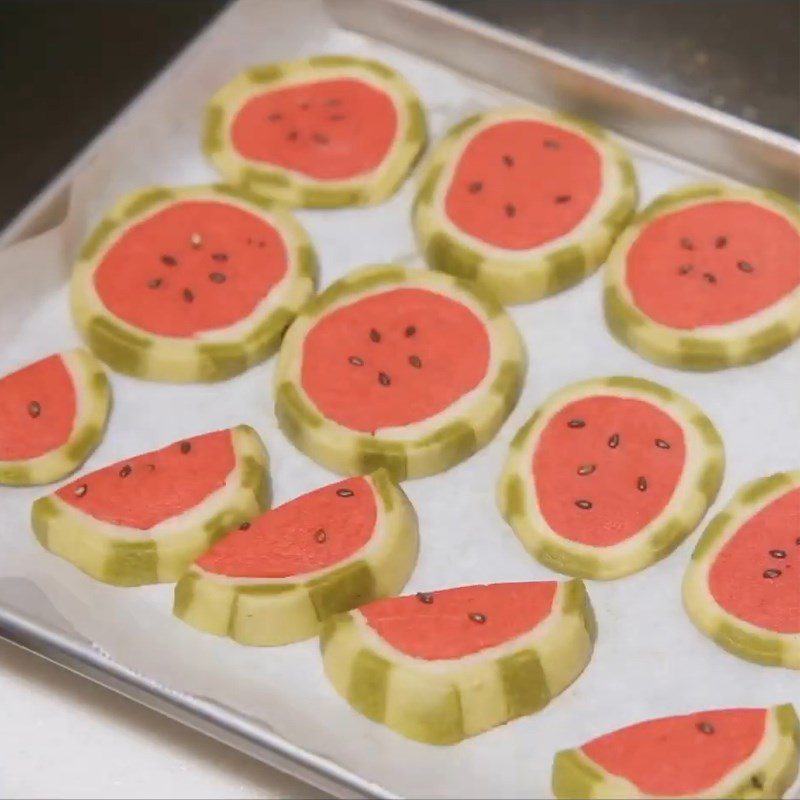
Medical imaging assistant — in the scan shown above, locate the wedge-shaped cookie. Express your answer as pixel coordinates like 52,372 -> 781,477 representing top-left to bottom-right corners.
683,471 -> 800,669
204,55 -> 426,207
31,426 -> 268,585
553,704 -> 799,799
321,580 -> 595,744
0,349 -> 110,486
71,184 -> 316,382
174,470 -> 418,645
499,376 -> 724,579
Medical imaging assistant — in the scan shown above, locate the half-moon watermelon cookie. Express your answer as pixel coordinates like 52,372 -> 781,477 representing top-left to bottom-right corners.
553,704 -> 800,799
173,470 -> 418,646
275,264 -> 526,480
0,350 -> 110,486
70,184 -> 317,383
203,55 -> 426,207
683,471 -> 800,670
321,579 -> 596,745
605,184 -> 800,370
413,106 -> 637,305
31,426 -> 269,586
498,376 -> 724,580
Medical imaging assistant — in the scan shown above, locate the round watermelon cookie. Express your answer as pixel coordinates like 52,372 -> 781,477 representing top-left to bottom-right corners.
683,471 -> 800,670
70,184 -> 317,383
203,55 -> 426,207
31,426 -> 269,586
0,350 -> 110,486
413,106 -> 637,305
275,264 -> 525,480
321,579 -> 595,745
605,184 -> 800,370
498,376 -> 724,580
174,470 -> 418,646
553,704 -> 800,799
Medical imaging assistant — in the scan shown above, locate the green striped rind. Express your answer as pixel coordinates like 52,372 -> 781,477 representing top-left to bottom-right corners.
275,264 -> 526,480
70,184 -> 317,383
604,183 -> 800,371
320,579 -> 596,745
552,704 -> 800,798
0,349 -> 111,487
683,471 -> 800,669
202,55 -> 427,208
413,106 -> 638,305
498,375 -> 724,580
172,469 -> 419,645
30,425 -> 270,586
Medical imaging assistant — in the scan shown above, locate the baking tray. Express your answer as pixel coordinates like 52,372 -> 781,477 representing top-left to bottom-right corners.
0,1 -> 798,798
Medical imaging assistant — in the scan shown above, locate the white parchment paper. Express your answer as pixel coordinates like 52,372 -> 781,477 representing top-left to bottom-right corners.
0,1 -> 797,797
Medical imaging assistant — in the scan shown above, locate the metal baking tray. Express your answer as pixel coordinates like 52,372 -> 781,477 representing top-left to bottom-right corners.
1,1 -> 798,798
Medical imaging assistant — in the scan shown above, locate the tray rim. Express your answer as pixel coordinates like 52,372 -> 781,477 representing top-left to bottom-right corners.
0,1 -> 798,798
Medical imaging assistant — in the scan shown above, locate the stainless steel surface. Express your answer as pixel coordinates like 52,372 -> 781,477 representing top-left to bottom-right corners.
1,0 -> 798,797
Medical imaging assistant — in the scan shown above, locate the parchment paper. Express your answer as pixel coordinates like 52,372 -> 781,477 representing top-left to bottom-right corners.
0,1 -> 797,797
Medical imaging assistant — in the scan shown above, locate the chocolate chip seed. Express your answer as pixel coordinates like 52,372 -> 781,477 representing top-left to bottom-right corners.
703,272 -> 717,284
697,721 -> 715,735
751,776 -> 764,790
119,465 -> 132,478
543,139 -> 560,149
161,254 -> 177,266
763,568 -> 782,579
145,463 -> 156,472
190,233 -> 202,249
267,112 -> 282,122
409,355 -> 422,368
655,438 -> 671,449
312,133 -> 329,145
183,288 -> 195,303
74,484 -> 88,498
502,154 -> 514,167
180,441 -> 191,454
715,235 -> 728,249
608,433 -> 620,448
326,98 -> 342,107
299,102 -> 310,110
737,260 -> 754,273
336,488 -> 354,497
405,325 -> 416,337
678,264 -> 694,275
369,328 -> 381,343
148,278 -> 163,289
770,549 -> 787,558
796,536 -> 800,546
27,401 -> 41,418
416,592 -> 434,604
211,252 -> 228,262
209,272 -> 226,284
378,371 -> 392,386
469,612 -> 487,623
638,476 -> 648,491
555,194 -> 572,203
287,130 -> 299,141
239,522 -> 250,530
348,356 -> 364,366
504,203 -> 517,218
314,529 -> 327,543
577,464 -> 596,476
680,237 -> 694,250
468,181 -> 483,193
575,499 -> 593,510
568,419 -> 586,428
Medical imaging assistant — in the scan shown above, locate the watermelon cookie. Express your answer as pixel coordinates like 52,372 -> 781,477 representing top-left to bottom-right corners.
203,55 -> 426,207
31,426 -> 268,586
0,350 -> 110,486
174,470 -> 417,646
605,184 -> 800,370
321,580 -> 596,745
683,471 -> 800,669
413,106 -> 637,305
71,184 -> 317,383
498,376 -> 724,580
275,264 -> 525,480
553,704 -> 800,799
